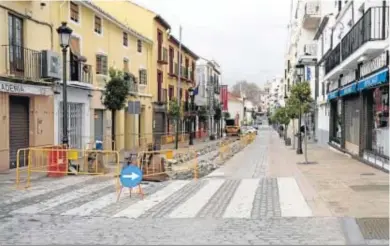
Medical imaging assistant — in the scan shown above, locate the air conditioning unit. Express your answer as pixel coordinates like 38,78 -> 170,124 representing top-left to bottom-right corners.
41,50 -> 61,80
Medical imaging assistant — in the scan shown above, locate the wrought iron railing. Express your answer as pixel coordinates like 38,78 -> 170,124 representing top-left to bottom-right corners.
325,7 -> 389,75
69,60 -> 93,84
2,44 -> 43,82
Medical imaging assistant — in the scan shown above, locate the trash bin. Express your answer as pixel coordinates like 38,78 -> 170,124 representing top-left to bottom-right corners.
95,140 -> 103,150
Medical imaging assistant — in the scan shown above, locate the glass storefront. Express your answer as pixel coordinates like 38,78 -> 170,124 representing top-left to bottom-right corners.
371,86 -> 389,157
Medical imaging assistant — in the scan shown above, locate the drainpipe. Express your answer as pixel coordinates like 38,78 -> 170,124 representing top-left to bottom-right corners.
0,4 -> 54,50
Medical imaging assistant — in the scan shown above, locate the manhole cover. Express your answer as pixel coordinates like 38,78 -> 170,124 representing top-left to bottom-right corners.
349,185 -> 389,192
360,173 -> 376,176
356,218 -> 389,240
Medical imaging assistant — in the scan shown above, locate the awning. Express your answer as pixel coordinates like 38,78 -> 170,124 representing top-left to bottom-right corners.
357,68 -> 389,91
339,83 -> 357,97
69,36 -> 81,57
327,90 -> 339,101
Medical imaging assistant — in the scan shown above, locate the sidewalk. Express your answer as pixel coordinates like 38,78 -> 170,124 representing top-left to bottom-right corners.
267,130 -> 389,218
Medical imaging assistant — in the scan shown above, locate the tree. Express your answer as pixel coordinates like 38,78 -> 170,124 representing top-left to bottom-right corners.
231,80 -> 261,104
223,111 -> 231,119
168,98 -> 181,119
102,68 -> 131,150
271,107 -> 290,139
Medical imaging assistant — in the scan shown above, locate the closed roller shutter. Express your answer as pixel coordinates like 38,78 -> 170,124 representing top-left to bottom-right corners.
9,96 -> 29,169
344,95 -> 360,154
153,112 -> 165,145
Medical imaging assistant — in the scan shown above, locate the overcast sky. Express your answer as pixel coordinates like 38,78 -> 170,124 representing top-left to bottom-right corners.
132,0 -> 291,87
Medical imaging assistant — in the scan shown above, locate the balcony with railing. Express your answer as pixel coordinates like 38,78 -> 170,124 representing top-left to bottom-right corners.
303,1 -> 321,29
324,7 -> 389,76
69,60 -> 93,84
157,47 -> 168,65
1,45 -> 44,83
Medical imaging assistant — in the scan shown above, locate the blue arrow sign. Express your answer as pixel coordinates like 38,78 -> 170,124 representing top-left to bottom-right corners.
120,165 -> 143,188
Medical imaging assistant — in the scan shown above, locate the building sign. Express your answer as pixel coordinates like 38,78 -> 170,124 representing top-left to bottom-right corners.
339,83 -> 357,97
0,80 -> 53,96
220,85 -> 228,111
360,51 -> 388,78
341,70 -> 356,86
327,90 -> 339,101
357,68 -> 389,91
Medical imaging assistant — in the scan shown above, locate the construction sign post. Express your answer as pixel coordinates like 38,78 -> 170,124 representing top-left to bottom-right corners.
117,164 -> 144,201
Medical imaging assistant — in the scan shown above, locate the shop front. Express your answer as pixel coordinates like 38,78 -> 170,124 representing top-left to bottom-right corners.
54,83 -> 93,150
327,80 -> 341,147
0,80 -> 54,171
358,65 -> 389,171
339,70 -> 360,155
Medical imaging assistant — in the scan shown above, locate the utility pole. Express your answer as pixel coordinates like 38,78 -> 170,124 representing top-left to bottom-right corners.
175,26 -> 182,149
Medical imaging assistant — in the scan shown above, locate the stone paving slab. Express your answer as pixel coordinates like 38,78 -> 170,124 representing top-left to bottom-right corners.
0,214 -> 347,245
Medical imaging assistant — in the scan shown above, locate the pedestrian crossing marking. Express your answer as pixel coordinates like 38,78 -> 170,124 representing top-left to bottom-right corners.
1,176 -> 95,206
10,180 -> 114,214
223,179 -> 259,218
168,179 -> 225,218
277,177 -> 312,217
4,177 -> 314,219
113,180 -> 190,218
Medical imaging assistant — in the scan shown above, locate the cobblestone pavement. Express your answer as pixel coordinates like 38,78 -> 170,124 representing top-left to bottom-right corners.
0,126 -> 387,245
0,214 -> 346,245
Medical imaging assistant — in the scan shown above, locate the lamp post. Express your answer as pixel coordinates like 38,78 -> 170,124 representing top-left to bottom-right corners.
295,64 -> 305,155
188,87 -> 195,145
57,22 -> 73,146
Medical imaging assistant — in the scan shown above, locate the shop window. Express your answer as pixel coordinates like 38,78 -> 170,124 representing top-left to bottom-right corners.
371,86 -> 389,157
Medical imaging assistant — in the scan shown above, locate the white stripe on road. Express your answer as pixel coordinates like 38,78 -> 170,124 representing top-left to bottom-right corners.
113,180 -> 190,218
168,179 -> 225,218
277,177 -> 312,217
1,176 -> 95,206
223,179 -> 259,218
11,180 -> 115,214
62,185 -> 148,216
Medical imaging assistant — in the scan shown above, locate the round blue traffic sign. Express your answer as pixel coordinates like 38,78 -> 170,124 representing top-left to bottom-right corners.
120,165 -> 143,188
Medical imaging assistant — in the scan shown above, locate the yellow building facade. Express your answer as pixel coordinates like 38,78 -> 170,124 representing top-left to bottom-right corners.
54,1 -> 154,151
91,1 -> 199,144
0,1 -> 154,171
0,1 -> 56,171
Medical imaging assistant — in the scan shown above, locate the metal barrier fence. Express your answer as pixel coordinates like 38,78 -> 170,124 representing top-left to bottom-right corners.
15,145 -> 120,189
160,133 -> 190,145
218,133 -> 256,162
131,148 -> 198,182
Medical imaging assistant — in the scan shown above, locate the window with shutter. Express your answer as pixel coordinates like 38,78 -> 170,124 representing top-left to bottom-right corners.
139,69 -> 147,85
123,32 -> 128,47
94,16 -> 102,34
96,54 -> 108,75
70,2 -> 79,23
137,40 -> 142,53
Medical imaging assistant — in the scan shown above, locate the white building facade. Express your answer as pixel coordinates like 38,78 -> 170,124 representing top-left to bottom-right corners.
285,0 -> 389,171
227,92 -> 244,126
195,58 -> 221,137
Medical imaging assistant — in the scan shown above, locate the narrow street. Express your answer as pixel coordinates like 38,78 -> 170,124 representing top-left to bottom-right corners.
0,126 -> 388,245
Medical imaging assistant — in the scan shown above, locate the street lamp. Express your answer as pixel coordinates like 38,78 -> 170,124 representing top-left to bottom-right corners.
188,87 -> 195,145
57,22 -> 73,146
295,63 -> 305,155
